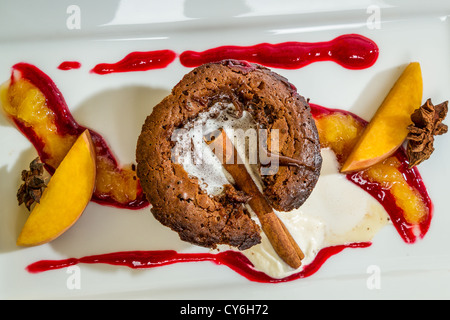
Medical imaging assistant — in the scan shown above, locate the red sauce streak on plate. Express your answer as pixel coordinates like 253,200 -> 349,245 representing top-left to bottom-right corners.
57,61 -> 81,70
26,243 -> 370,283
11,62 -> 148,210
90,50 -> 177,75
310,103 -> 433,243
179,34 -> 379,70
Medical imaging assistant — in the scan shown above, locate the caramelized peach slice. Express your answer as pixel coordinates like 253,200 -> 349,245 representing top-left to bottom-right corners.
315,111 -> 365,163
0,63 -> 148,209
362,157 -> 429,225
341,62 -> 423,173
312,104 -> 431,243
1,75 -> 78,168
17,130 -> 96,246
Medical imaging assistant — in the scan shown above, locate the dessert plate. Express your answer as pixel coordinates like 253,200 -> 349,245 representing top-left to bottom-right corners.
0,0 -> 449,299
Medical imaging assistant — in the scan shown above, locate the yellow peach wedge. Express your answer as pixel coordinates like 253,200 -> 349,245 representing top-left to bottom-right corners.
17,129 -> 96,246
341,62 -> 423,173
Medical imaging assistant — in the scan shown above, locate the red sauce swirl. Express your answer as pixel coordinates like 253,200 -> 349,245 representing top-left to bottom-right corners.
180,34 -> 379,70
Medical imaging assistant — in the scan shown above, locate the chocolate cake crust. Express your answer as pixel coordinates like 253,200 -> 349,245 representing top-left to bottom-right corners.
136,59 -> 322,250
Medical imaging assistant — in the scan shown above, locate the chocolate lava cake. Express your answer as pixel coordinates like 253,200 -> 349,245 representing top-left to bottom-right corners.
136,59 -> 322,250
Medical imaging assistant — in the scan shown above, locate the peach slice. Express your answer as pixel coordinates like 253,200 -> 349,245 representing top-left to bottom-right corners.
17,130 -> 96,246
341,62 -> 423,172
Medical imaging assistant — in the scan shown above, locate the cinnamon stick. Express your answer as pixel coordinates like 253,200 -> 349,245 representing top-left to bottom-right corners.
204,129 -> 304,269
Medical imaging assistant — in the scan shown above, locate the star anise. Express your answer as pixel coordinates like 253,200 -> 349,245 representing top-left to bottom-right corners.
17,157 -> 48,211
406,99 -> 448,168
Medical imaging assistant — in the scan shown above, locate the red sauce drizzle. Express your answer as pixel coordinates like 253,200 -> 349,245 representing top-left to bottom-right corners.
90,50 -> 177,75
310,103 -> 433,243
87,34 -> 377,73
57,61 -> 81,70
179,34 -> 379,70
26,243 -> 370,283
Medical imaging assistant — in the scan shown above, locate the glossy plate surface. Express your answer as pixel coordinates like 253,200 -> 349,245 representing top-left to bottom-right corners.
0,0 -> 449,299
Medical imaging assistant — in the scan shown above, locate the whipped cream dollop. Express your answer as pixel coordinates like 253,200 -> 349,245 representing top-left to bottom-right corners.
171,102 -> 258,195
172,103 -> 390,279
